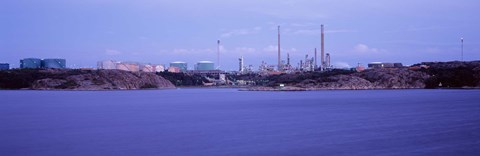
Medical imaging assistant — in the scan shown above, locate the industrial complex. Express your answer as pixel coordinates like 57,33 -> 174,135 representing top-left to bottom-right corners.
4,24 -> 408,77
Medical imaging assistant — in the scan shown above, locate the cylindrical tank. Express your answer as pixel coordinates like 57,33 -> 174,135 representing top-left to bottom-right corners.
20,58 -> 42,69
42,59 -> 66,69
196,61 -> 215,70
97,60 -> 117,69
116,62 -> 140,72
170,61 -> 188,72
155,65 -> 165,72
0,63 -> 9,70
141,64 -> 155,72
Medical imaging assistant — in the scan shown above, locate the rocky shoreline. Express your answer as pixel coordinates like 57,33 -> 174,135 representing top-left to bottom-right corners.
1,61 -> 479,91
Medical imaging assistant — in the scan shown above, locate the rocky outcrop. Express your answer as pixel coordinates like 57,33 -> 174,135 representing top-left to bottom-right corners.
296,75 -> 375,90
261,68 -> 431,90
354,68 -> 430,89
28,69 -> 175,90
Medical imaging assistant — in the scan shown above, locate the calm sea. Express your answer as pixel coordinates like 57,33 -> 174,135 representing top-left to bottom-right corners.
1,89 -> 479,156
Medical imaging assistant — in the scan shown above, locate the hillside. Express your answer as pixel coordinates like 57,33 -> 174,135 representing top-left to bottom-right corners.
251,61 -> 480,90
0,69 -> 175,90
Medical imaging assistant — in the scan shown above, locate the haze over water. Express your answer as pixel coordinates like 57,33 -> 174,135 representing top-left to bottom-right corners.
1,89 -> 479,155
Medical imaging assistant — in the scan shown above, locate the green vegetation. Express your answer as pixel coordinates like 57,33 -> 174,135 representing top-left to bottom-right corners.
420,61 -> 480,88
156,72 -> 209,86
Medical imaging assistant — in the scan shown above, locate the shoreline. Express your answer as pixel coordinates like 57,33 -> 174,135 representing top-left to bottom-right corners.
2,86 -> 479,91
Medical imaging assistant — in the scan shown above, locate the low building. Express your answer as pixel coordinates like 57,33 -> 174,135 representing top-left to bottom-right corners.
0,63 -> 9,70
368,62 -> 403,69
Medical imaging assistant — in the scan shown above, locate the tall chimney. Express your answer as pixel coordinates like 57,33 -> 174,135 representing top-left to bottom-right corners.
278,26 -> 281,71
321,24 -> 325,70
239,56 -> 244,72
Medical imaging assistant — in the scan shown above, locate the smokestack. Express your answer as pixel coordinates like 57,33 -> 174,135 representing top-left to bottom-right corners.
278,26 -> 281,71
239,56 -> 244,72
314,48 -> 317,71
326,53 -> 331,68
217,40 -> 220,69
321,24 -> 325,70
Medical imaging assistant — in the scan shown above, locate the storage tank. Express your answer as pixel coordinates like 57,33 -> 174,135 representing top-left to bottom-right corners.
0,63 -> 9,70
20,58 -> 42,69
97,60 -> 117,69
155,65 -> 165,72
195,61 -> 215,70
116,62 -> 140,72
141,64 -> 155,72
170,61 -> 188,72
42,59 -> 66,69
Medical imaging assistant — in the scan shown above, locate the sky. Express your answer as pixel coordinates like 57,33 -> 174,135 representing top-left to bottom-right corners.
1,0 -> 479,70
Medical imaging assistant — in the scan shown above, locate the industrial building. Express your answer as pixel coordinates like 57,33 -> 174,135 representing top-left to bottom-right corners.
368,62 -> 403,69
0,63 -> 9,70
42,59 -> 66,69
195,61 -> 215,71
170,61 -> 188,72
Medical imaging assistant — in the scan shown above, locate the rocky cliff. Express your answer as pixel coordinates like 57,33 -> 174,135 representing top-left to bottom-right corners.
0,69 -> 175,90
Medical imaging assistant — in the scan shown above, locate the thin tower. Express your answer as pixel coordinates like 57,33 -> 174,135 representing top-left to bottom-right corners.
326,53 -> 331,68
217,40 -> 220,69
278,26 -> 281,71
239,56 -> 244,72
321,24 -> 325,70
314,48 -> 317,70
461,37 -> 464,61
287,53 -> 290,66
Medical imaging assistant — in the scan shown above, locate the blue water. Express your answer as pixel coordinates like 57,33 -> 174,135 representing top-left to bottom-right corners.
0,89 -> 479,156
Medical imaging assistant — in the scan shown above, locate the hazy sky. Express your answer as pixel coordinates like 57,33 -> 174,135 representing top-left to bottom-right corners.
1,0 -> 479,70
